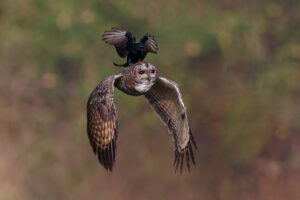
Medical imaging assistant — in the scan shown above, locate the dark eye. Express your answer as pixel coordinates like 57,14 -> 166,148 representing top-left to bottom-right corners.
139,70 -> 145,75
151,69 -> 155,73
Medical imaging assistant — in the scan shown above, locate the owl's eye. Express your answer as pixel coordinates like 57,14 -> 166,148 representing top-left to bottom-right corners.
139,70 -> 145,75
151,69 -> 155,73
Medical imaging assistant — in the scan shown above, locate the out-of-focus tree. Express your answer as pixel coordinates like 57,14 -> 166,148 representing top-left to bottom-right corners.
0,0 -> 299,199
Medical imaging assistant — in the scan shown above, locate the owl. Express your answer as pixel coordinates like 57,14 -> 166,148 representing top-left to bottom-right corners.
102,28 -> 158,67
87,62 -> 197,172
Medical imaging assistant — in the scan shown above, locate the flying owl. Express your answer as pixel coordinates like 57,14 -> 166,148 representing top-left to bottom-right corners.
102,28 -> 158,67
87,62 -> 197,172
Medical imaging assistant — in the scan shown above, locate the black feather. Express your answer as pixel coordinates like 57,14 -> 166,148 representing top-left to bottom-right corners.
180,153 -> 184,173
103,28 -> 158,67
186,150 -> 190,172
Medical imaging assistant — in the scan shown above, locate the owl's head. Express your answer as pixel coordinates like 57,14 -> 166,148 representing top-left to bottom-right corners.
131,62 -> 157,93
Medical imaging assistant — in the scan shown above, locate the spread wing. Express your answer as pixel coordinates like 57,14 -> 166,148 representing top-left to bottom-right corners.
87,73 -> 122,171
143,77 -> 197,172
140,34 -> 158,53
102,28 -> 129,58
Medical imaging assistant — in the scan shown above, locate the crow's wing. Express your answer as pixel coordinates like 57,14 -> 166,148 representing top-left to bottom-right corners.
102,28 -> 129,58
141,34 -> 158,54
143,77 -> 197,172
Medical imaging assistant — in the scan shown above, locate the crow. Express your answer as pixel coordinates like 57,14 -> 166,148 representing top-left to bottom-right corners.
102,28 -> 158,67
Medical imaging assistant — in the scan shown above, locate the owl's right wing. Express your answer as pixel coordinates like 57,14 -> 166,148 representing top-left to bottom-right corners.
143,77 -> 197,172
87,73 -> 122,171
102,28 -> 129,58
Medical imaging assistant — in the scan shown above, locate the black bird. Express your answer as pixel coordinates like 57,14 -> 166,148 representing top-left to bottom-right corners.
102,28 -> 158,67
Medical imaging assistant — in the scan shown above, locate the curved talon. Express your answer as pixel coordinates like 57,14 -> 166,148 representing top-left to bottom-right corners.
113,62 -> 128,67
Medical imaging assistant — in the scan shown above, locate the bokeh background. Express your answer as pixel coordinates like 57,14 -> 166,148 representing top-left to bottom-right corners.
1,0 -> 300,199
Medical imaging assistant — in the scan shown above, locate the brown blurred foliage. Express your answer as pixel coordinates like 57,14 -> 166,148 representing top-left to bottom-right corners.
0,0 -> 300,199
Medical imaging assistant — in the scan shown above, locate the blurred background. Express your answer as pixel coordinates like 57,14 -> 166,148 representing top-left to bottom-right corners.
1,0 -> 300,199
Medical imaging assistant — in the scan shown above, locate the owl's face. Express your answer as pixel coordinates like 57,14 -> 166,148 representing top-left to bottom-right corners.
132,62 -> 157,93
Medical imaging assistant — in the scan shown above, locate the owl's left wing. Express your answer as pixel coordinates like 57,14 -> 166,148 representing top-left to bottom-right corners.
87,73 -> 122,171
143,77 -> 197,172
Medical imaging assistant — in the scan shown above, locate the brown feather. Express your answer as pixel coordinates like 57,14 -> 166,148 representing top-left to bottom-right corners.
87,74 -> 121,171
144,36 -> 158,53
102,28 -> 128,58
144,77 -> 197,172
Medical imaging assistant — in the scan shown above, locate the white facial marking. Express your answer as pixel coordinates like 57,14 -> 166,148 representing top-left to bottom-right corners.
135,83 -> 153,93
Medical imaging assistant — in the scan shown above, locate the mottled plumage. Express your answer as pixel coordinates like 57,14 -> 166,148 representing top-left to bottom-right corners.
144,77 -> 198,172
87,62 -> 197,172
87,74 -> 120,170
102,28 -> 158,67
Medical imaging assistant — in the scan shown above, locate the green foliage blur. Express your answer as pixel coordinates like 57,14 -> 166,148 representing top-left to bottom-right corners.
1,0 -> 299,199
